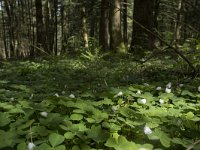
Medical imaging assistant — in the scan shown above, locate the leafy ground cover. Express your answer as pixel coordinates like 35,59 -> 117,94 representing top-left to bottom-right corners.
0,55 -> 200,150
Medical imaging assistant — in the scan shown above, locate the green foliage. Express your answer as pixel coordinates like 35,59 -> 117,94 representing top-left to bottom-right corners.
0,56 -> 199,150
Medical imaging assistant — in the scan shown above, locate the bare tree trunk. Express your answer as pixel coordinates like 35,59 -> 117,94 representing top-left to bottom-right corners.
35,0 -> 46,55
109,0 -> 124,51
122,0 -> 128,47
173,0 -> 183,45
80,3 -> 89,48
99,0 -> 110,51
1,1 -> 8,58
131,0 -> 155,55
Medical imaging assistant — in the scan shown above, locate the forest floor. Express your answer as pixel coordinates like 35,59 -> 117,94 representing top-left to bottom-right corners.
0,55 -> 200,150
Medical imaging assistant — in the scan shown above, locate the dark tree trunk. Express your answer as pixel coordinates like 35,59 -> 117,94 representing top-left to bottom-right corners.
99,0 -> 110,51
123,0 -> 128,47
35,0 -> 46,55
131,0 -> 155,55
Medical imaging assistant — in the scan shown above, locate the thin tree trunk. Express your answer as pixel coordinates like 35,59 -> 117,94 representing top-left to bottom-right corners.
1,1 -> 8,58
123,0 -> 128,47
80,3 -> 89,48
173,0 -> 183,45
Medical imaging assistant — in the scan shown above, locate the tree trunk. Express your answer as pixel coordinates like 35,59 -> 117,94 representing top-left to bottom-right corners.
80,3 -> 89,48
109,0 -> 124,51
35,0 -> 46,55
99,0 -> 110,51
131,0 -> 155,55
122,0 -> 128,47
173,0 -> 183,45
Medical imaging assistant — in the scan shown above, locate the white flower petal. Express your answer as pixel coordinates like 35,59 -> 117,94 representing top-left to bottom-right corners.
136,90 -> 141,94
138,148 -> 147,150
40,112 -> 48,117
144,126 -> 152,135
28,142 -> 35,150
159,99 -> 164,104
166,82 -> 172,88
55,93 -> 59,97
156,86 -> 162,90
112,105 -> 119,112
114,91 -> 123,97
140,99 -> 147,104
165,87 -> 171,93
69,94 -> 75,98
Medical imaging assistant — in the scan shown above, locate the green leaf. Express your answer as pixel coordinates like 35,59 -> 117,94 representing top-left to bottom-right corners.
54,145 -> 66,150
0,112 -> 10,127
17,142 -> 27,150
49,133 -> 65,147
70,114 -> 83,121
72,145 -> 80,150
0,130 -> 16,148
185,112 -> 194,119
36,143 -> 51,150
86,125 -> 109,143
64,132 -> 75,140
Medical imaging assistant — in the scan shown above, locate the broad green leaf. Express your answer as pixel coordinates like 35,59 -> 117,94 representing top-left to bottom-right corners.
0,130 -> 16,148
70,114 -> 83,121
0,112 -> 10,127
17,142 -> 27,150
86,125 -> 109,143
72,145 -> 80,150
49,133 -> 65,147
185,112 -> 194,119
64,132 -> 75,140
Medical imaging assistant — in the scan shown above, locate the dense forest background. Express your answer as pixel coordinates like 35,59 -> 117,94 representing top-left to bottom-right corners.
0,0 -> 199,59
0,0 -> 200,150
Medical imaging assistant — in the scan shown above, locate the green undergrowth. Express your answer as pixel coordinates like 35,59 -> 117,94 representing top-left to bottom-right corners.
0,55 -> 200,150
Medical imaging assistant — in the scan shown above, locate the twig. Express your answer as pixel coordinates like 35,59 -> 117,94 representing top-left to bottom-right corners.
187,139 -> 200,150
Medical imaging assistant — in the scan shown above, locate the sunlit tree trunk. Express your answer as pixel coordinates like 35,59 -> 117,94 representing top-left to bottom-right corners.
110,0 -> 123,51
80,3 -> 89,48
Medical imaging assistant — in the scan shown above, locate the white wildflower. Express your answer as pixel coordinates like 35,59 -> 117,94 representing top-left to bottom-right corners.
165,87 -> 171,93
159,99 -> 164,104
114,91 -> 123,98
61,91 -> 65,95
28,142 -> 35,150
40,112 -> 48,117
166,82 -> 172,88
136,90 -> 141,94
69,94 -> 75,98
156,86 -> 162,90
179,84 -> 184,87
140,98 -> 147,104
55,93 -> 59,97
144,126 -> 152,135
198,86 -> 200,92
112,105 -> 119,112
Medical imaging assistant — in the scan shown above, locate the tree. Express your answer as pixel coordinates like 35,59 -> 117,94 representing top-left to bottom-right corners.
99,0 -> 110,51
35,0 -> 46,56
109,0 -> 124,51
130,0 -> 155,56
